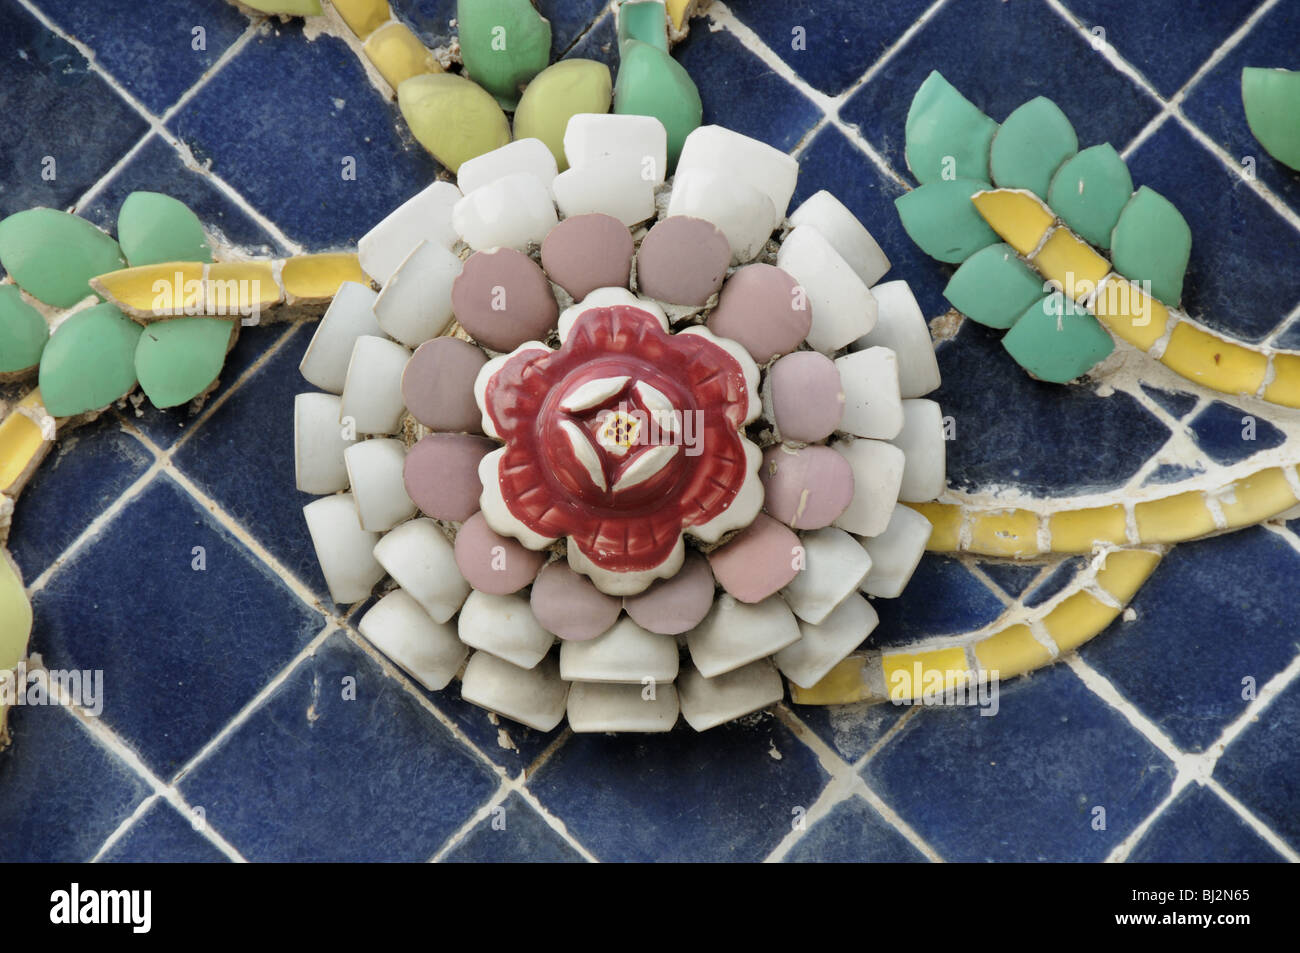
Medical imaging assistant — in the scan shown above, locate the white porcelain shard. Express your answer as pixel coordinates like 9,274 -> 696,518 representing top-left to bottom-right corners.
780,527 -> 872,624
835,346 -> 903,440
340,335 -> 411,435
358,180 -> 461,284
461,651 -> 569,731
832,438 -> 906,537
677,659 -> 784,731
457,589 -> 554,670
558,617 -> 679,684
552,155 -> 657,226
686,594 -> 801,679
666,168 -> 776,264
566,681 -> 679,733
676,125 -> 799,229
456,137 -> 558,197
299,281 -> 381,394
372,518 -> 470,623
372,240 -> 461,348
358,589 -> 467,691
557,286 -> 669,343
294,392 -> 354,494
776,225 -> 878,352
787,190 -> 891,287
452,172 -> 558,251
892,399 -> 947,502
302,493 -> 385,604
775,592 -> 879,689
344,437 -> 415,531
564,113 -> 668,185
853,281 -> 941,398
859,504 -> 933,599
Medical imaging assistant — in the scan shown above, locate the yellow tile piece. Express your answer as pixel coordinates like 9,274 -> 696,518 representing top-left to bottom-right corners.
1093,549 -> 1161,603
967,508 -> 1041,557
973,624 -> 1053,678
205,261 -> 283,319
970,188 -> 1055,256
1,548 -> 32,671
787,654 -> 875,705
332,0 -> 390,38
364,21 -> 440,90
1048,504 -> 1128,552
1092,275 -> 1170,351
1161,322 -> 1268,396
91,262 -> 205,320
883,647 -> 970,702
1043,591 -> 1120,653
905,501 -> 963,551
666,0 -> 692,30
1262,353 -> 1300,408
1031,226 -> 1112,302
281,253 -> 367,302
1134,490 -> 1216,544
1218,467 -> 1299,529
0,391 -> 49,495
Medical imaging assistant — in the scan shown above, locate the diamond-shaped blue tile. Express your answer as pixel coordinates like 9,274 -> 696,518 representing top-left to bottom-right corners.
978,561 -> 1045,601
1141,383 -> 1200,420
99,797 -> 230,863
784,795 -> 927,863
1214,672 -> 1300,852
441,792 -> 584,862
1024,557 -> 1088,609
1187,399 -> 1286,465
1128,784 -> 1283,862
872,556 -> 1006,646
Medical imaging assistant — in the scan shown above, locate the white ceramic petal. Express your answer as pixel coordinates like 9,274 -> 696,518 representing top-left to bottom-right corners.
788,189 -> 891,287
686,593 -> 801,678
853,281 -> 941,398
294,392 -> 354,494
358,180 -> 461,284
371,518 -> 470,623
859,504 -> 932,599
340,335 -> 411,435
677,125 -> 799,228
456,137 -> 558,197
612,444 -> 678,493
677,659 -> 784,731
892,399 -> 947,502
460,651 -> 569,731
299,281 -> 381,394
774,592 -> 878,689
344,437 -> 415,531
552,155 -> 656,226
688,439 -> 763,545
477,448 -> 561,550
776,225 -> 878,352
564,113 -> 668,185
474,342 -> 552,438
372,240 -> 461,348
557,287 -> 669,343
835,346 -> 903,440
452,172 -> 557,251
567,531 -> 685,596
675,324 -> 762,425
781,527 -> 872,624
832,438 -> 906,537
665,168 -> 776,264
633,381 -> 678,432
358,589 -> 466,691
302,493 -> 385,604
558,420 -> 607,491
559,617 -> 678,684
560,375 -> 631,412
566,681 -> 679,733
457,589 -> 554,670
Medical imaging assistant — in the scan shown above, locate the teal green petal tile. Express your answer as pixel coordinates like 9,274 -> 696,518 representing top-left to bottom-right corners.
117,191 -> 213,267
618,0 -> 669,53
457,0 -> 552,109
1242,67 -> 1300,171
37,302 -> 141,417
1047,143 -> 1133,250
0,208 -> 125,308
135,317 -> 237,409
613,39 -> 702,168
943,242 -> 1047,329
0,285 -> 49,374
904,70 -> 997,185
1110,185 -> 1191,305
989,96 -> 1078,200
1002,292 -> 1114,383
894,178 -> 999,264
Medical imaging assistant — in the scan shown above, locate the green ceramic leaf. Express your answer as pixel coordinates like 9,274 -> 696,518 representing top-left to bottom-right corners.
989,96 -> 1078,200
0,208 -> 125,308
894,178 -> 999,264
943,243 -> 1047,329
117,191 -> 212,267
397,72 -> 512,173
614,39 -> 702,169
1242,67 -> 1300,171
904,70 -> 998,185
38,302 -> 142,417
0,285 -> 49,374
135,317 -> 236,409
1110,186 -> 1191,305
457,0 -> 552,109
1047,143 -> 1133,250
619,0 -> 669,53
1002,293 -> 1114,384
515,58 -> 613,170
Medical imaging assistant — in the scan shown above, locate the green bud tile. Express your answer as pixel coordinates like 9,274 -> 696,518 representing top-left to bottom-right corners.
457,0 -> 552,110
0,208 -> 125,309
37,302 -> 142,417
0,285 -> 49,375
397,72 -> 513,173
1002,292 -> 1114,384
904,70 -> 997,186
990,96 -> 1078,201
619,1 -> 670,53
135,317 -> 237,409
1111,185 -> 1191,306
614,39 -> 702,169
117,191 -> 213,268
943,242 -> 1047,329
1242,67 -> 1300,171
894,178 -> 999,264
1047,143 -> 1133,250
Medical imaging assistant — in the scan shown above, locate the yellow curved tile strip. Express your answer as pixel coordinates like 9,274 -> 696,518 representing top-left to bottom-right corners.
364,21 -> 441,90
969,188 -> 1054,256
281,253 -> 367,302
0,389 -> 54,496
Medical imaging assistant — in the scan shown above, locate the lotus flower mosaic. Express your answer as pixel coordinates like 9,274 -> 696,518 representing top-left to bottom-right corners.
295,117 -> 947,733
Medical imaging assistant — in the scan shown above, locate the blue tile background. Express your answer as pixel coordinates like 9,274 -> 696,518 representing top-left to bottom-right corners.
3,0 -> 1298,863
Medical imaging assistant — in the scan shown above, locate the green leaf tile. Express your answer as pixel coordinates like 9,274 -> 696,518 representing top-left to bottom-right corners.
990,96 -> 1078,200
619,0 -> 670,53
117,191 -> 213,267
1110,185 -> 1191,306
614,40 -> 702,169
1002,293 -> 1114,384
0,286 -> 49,375
904,70 -> 997,185
135,317 -> 237,409
457,0 -> 552,109
0,209 -> 125,309
943,242 -> 1047,329
1047,143 -> 1133,250
894,178 -> 999,264
1242,67 -> 1300,171
37,302 -> 142,417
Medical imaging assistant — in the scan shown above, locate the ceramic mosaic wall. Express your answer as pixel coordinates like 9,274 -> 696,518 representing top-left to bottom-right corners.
1,0 -> 1299,862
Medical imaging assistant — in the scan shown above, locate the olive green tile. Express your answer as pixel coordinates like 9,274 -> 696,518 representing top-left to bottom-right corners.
397,72 -> 512,173
515,58 -> 612,170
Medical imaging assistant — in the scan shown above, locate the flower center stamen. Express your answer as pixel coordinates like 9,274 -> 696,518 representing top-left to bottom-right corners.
597,410 -> 642,454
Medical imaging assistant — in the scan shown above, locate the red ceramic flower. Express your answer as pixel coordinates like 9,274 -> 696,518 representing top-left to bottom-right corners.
475,295 -> 762,594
